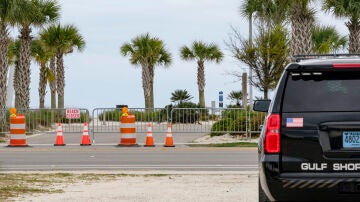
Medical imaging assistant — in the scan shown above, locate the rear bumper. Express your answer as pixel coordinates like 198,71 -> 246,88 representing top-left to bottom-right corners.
260,161 -> 360,201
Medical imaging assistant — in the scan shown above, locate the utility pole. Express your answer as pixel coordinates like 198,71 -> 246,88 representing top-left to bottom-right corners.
248,14 -> 253,108
242,72 -> 247,108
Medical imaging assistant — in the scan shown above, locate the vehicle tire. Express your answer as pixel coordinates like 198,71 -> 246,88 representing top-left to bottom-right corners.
259,178 -> 269,202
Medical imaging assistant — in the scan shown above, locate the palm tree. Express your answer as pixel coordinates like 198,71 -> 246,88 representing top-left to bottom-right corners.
241,0 -> 289,27
323,0 -> 360,53
31,39 -> 55,108
120,33 -> 172,109
14,0 -> 59,109
240,0 -> 290,107
227,91 -> 242,107
180,41 -> 223,108
8,39 -> 21,108
311,25 -> 347,54
0,0 -> 17,128
40,24 -> 85,109
240,1 -> 315,56
170,89 -> 193,105
10,39 -> 54,109
290,0 -> 315,56
39,30 -> 56,108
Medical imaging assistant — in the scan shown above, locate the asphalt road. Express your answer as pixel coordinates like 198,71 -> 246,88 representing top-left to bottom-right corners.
0,146 -> 257,171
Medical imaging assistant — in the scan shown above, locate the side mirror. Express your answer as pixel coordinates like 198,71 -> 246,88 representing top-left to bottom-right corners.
253,100 -> 271,112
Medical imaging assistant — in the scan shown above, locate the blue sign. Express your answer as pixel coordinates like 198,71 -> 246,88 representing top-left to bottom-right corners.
219,91 -> 223,108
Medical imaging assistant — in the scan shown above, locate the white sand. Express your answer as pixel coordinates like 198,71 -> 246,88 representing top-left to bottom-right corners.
13,171 -> 257,202
193,134 -> 258,144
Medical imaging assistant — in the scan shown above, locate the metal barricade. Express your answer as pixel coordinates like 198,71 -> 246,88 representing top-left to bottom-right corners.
92,108 -> 169,141
0,108 -> 89,135
170,107 -> 248,134
248,110 -> 267,139
0,107 -> 266,145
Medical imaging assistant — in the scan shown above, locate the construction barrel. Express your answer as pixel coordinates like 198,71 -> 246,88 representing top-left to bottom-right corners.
9,114 -> 28,147
119,113 -> 138,147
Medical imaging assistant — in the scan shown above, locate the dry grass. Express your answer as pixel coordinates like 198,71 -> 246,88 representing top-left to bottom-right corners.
0,173 -> 169,201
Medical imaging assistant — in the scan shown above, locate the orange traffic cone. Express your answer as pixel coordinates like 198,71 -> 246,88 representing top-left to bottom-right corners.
144,122 -> 155,147
54,123 -> 65,146
80,122 -> 91,146
164,123 -> 175,147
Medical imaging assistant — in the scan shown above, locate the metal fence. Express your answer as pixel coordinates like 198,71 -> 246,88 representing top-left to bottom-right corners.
0,107 -> 266,143
0,108 -> 90,135
169,107 -> 266,138
92,107 -> 169,133
170,107 -> 247,133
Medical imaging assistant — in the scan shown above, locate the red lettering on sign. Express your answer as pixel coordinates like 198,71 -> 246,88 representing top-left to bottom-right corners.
66,108 -> 81,119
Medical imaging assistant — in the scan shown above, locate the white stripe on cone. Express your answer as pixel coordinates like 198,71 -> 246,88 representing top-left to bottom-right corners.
121,134 -> 136,138
10,134 -> 27,140
147,123 -> 152,136
120,125 -> 136,129
10,124 -> 26,129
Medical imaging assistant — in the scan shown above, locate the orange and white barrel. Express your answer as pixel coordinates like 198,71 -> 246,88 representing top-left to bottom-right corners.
119,114 -> 138,146
9,114 -> 28,147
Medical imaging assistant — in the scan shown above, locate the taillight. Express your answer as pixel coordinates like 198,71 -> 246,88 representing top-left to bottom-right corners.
265,114 -> 280,154
333,64 -> 360,69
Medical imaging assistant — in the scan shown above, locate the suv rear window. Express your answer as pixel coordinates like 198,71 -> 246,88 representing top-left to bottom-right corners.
282,71 -> 360,112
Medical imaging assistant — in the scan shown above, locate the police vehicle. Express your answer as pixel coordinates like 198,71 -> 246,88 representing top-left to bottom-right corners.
254,55 -> 360,201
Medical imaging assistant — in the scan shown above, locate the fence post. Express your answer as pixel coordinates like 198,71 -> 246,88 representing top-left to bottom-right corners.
245,109 -> 248,139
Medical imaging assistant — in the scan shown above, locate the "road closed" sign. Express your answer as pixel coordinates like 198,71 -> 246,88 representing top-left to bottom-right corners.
66,108 -> 81,119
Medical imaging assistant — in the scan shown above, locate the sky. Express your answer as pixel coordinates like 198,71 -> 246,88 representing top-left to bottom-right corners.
16,0 -> 348,110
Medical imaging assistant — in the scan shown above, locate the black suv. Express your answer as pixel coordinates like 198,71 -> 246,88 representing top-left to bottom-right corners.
254,55 -> 360,201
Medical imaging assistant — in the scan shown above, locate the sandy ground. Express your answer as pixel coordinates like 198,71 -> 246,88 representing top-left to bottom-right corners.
7,134 -> 259,201
192,134 -> 258,144
12,171 -> 258,202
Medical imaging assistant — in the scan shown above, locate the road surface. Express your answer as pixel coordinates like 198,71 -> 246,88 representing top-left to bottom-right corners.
0,146 -> 257,171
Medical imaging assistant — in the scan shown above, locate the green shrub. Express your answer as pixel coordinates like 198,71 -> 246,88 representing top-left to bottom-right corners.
98,109 -> 167,122
210,118 -> 233,137
210,109 -> 265,136
130,110 -> 167,122
98,110 -> 122,122
170,102 -> 204,124
229,117 -> 247,135
222,109 -> 245,120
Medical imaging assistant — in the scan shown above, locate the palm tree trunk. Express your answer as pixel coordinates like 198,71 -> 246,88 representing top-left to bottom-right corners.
56,52 -> 65,109
346,17 -> 360,54
142,65 -> 154,109
290,2 -> 313,56
150,66 -> 154,109
14,60 -> 20,108
0,24 -> 10,129
17,26 -> 32,109
38,62 -> 47,108
49,57 -> 56,108
197,61 -> 205,108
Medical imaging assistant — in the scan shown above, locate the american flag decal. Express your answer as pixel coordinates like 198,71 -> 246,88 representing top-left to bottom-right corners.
286,118 -> 303,127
